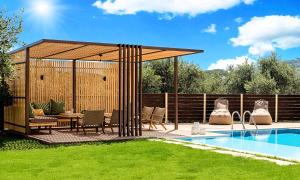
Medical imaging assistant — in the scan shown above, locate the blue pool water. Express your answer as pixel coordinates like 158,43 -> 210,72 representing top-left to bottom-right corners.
178,129 -> 300,161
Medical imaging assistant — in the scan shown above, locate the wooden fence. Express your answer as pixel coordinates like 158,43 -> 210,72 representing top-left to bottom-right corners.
142,93 -> 300,123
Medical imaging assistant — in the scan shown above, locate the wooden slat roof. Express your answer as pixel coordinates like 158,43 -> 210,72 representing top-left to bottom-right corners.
9,39 -> 204,62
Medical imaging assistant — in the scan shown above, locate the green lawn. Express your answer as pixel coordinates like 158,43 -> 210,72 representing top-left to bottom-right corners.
0,135 -> 300,180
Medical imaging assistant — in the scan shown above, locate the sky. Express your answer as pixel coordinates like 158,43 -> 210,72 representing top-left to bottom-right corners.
2,0 -> 300,70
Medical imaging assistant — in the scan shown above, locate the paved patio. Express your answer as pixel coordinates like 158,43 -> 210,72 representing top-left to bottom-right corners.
28,122 -> 300,144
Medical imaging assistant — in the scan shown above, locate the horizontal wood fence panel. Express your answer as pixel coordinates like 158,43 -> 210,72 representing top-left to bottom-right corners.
143,94 -> 300,123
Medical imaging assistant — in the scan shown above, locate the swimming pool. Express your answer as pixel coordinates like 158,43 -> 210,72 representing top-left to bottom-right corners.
178,128 -> 300,161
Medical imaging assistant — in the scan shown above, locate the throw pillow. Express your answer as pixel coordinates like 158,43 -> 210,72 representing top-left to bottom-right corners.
32,102 -> 51,115
33,109 -> 45,116
50,99 -> 65,115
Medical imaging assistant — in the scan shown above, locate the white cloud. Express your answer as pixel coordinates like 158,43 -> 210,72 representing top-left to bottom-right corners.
230,15 -> 300,56
203,24 -> 217,34
224,26 -> 230,31
158,13 -> 175,21
243,0 -> 256,5
92,0 -> 256,18
208,56 -> 254,70
234,17 -> 243,23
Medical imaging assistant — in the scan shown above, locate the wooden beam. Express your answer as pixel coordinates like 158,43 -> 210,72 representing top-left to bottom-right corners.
72,60 -> 77,112
118,44 -> 122,137
127,45 -> 130,136
203,93 -> 206,123
130,45 -> 134,136
122,45 -> 126,137
134,46 -> 138,136
138,46 -> 143,136
275,94 -> 278,123
174,56 -> 179,130
25,47 -> 30,134
165,93 -> 168,123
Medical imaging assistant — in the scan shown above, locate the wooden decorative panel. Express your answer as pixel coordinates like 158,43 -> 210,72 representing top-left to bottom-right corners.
76,61 -> 119,113
30,59 -> 73,110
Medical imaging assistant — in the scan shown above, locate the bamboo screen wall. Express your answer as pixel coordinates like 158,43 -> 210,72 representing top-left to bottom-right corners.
76,61 -> 119,113
29,59 -> 119,113
4,62 -> 26,133
30,60 -> 73,110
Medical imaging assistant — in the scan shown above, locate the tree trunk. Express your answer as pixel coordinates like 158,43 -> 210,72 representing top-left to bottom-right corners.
0,101 -> 4,132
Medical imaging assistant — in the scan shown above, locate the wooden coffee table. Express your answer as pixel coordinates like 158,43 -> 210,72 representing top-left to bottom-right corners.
59,113 -> 83,132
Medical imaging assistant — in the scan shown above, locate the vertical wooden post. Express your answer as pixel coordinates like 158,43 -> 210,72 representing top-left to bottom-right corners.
126,45 -> 130,136
72,60 -> 77,113
165,93 -> 168,123
122,45 -> 126,136
203,93 -> 206,123
118,44 -> 122,137
25,48 -> 30,134
138,46 -> 143,136
130,45 -> 134,136
275,94 -> 278,123
240,94 -> 244,116
134,46 -> 138,136
174,56 -> 179,130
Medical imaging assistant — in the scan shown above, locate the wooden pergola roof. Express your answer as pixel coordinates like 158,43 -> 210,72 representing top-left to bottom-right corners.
10,39 -> 204,62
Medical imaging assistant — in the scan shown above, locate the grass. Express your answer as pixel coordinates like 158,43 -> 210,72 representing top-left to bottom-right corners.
1,134 -> 300,180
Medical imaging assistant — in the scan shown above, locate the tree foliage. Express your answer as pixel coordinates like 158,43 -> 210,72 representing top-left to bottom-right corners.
142,53 -> 300,95
226,61 -> 255,94
0,9 -> 23,105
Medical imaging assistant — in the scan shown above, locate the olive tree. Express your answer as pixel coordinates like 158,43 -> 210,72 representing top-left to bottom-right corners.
0,9 -> 23,132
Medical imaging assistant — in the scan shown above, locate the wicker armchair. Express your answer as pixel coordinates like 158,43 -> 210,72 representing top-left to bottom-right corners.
250,99 -> 272,125
103,109 -> 120,134
150,107 -> 167,130
78,110 -> 105,135
209,98 -> 232,125
141,106 -> 154,128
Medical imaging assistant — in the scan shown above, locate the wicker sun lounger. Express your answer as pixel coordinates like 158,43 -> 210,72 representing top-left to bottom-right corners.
250,99 -> 272,125
209,98 -> 232,125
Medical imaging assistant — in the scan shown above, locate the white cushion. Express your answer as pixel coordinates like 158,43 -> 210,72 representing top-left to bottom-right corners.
216,102 -> 227,110
211,109 -> 231,116
252,108 -> 270,116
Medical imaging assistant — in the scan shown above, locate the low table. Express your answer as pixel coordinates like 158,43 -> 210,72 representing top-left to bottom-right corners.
58,113 -> 83,132
29,116 -> 58,134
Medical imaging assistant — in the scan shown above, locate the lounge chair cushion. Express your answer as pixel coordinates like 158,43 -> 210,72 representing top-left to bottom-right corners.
251,108 -> 270,116
32,102 -> 51,115
33,109 -> 45,116
50,99 -> 65,115
216,103 -> 227,110
210,109 -> 231,116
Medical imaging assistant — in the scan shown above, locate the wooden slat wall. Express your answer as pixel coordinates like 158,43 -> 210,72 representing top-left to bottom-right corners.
278,95 -> 300,121
30,60 -> 73,110
4,63 -> 26,133
76,61 -> 119,113
143,94 -> 300,123
29,60 -> 119,113
168,94 -> 204,123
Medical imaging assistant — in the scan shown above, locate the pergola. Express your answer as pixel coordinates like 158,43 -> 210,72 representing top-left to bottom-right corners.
6,39 -> 203,137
